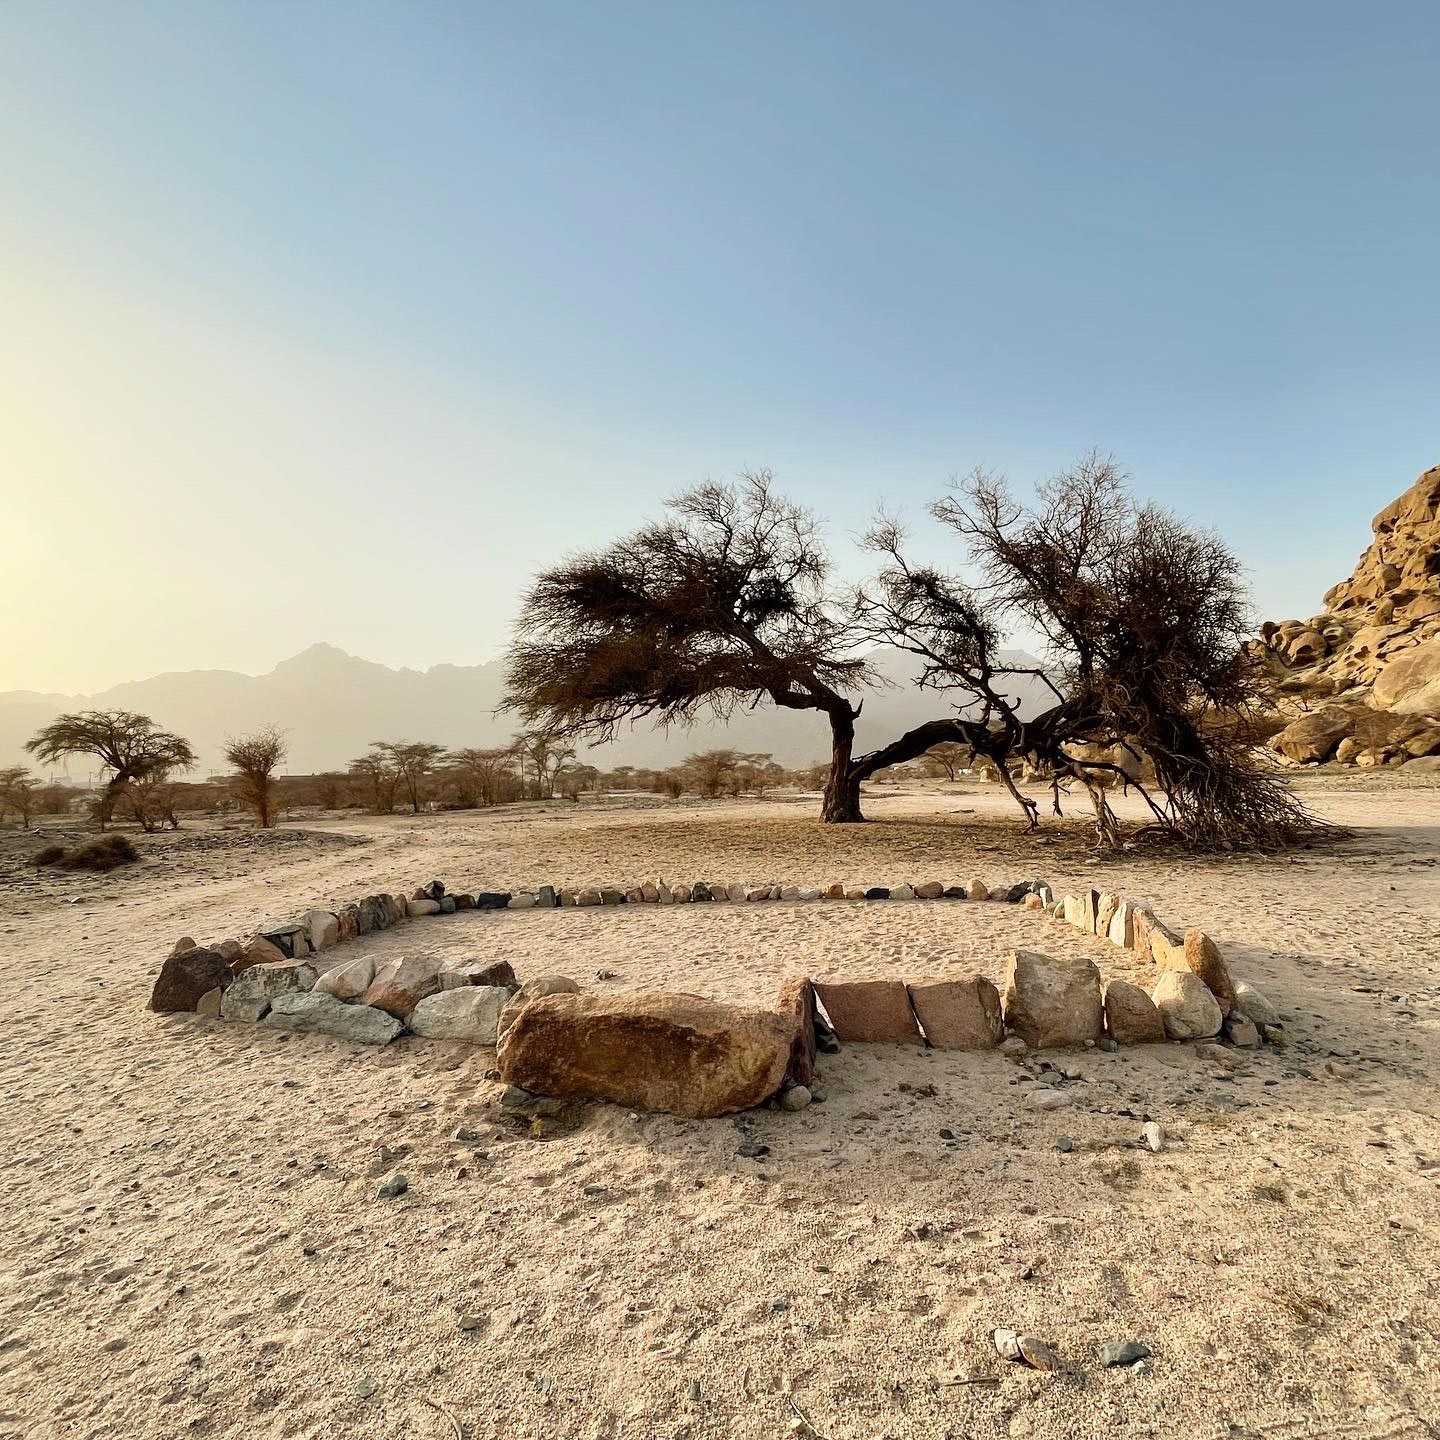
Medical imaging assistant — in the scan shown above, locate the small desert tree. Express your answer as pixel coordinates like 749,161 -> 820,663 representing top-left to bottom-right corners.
446,746 -> 522,807
375,740 -> 447,814
25,710 -> 196,827
349,747 -> 397,814
0,767 -> 38,828
224,726 -> 288,828
684,748 -> 740,798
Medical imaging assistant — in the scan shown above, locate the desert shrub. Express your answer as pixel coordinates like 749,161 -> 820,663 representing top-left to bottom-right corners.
32,834 -> 140,872
65,835 -> 140,870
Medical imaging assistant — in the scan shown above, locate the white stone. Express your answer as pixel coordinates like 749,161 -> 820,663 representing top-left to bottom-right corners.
313,955 -> 376,1001
409,898 -> 441,916
890,884 -> 916,901
263,991 -> 404,1045
408,986 -> 510,1043
1026,1087 -> 1073,1110
797,888 -> 821,900
508,893 -> 537,909
1234,980 -> 1280,1026
221,962 -> 316,1022
1107,900 -> 1135,948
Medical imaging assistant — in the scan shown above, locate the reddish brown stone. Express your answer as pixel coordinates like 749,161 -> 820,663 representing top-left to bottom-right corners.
149,946 -> 232,1013
1103,979 -> 1166,1045
497,991 -> 792,1118
813,980 -> 922,1045
456,960 -> 517,989
235,934 -> 287,974
775,977 -> 817,1086
907,977 -> 1003,1049
1164,930 -> 1237,1017
361,954 -> 448,1018
914,882 -> 946,900
823,882 -> 846,899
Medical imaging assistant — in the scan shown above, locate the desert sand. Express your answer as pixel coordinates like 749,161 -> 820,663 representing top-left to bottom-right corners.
2,777 -> 1439,1440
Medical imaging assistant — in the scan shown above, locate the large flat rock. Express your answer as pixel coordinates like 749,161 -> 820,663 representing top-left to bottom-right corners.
497,991 -> 792,1118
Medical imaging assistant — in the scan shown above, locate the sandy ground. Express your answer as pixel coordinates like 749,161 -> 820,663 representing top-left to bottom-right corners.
1,779 -> 1439,1440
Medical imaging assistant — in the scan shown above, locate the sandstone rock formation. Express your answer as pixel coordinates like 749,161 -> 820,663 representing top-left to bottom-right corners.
1259,465 -> 1440,766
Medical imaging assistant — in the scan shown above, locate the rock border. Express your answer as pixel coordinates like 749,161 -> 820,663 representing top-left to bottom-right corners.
148,873 -> 1281,1063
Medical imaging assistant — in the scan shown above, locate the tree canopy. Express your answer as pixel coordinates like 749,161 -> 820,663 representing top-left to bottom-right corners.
26,709 -> 196,827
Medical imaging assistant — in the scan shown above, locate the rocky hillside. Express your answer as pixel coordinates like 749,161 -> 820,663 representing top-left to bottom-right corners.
1260,463 -> 1440,770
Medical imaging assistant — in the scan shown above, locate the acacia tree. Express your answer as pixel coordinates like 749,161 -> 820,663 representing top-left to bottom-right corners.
0,767 -> 38,828
25,710 -> 196,828
854,454 -> 1322,848
684,748 -> 740,798
224,726 -> 288,828
503,473 -> 943,822
349,747 -> 397,814
376,740 -> 447,814
446,745 -> 522,807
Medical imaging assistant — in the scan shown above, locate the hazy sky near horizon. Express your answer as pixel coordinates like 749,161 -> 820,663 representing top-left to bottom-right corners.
3,1 -> 1437,695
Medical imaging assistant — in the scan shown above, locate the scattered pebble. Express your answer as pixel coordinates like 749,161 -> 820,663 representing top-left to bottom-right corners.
1097,1339 -> 1152,1367
376,1172 -> 408,1199
1142,1122 -> 1165,1153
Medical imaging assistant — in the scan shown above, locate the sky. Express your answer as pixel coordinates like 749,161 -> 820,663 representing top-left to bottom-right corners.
2,1 -> 1437,695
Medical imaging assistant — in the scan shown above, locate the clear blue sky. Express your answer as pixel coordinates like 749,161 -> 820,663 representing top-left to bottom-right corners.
2,1 -> 1436,692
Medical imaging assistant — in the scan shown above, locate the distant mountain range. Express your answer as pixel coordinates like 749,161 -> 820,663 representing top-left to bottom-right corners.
0,642 -> 1052,779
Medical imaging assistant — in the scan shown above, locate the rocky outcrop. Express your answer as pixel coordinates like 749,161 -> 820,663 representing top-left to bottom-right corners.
1258,465 -> 1440,767
496,992 -> 794,1118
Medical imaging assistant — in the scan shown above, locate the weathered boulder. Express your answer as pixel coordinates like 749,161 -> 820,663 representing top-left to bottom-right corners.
1269,706 -> 1356,763
1372,636 -> 1440,715
907,977 -> 1003,1049
889,884 -> 916,901
812,980 -> 922,1044
1132,907 -> 1180,965
1152,928 -> 1237,1016
361,954 -> 449,1018
497,975 -> 583,1042
452,959 -> 518,989
408,986 -> 510,1042
409,897 -> 442,917
966,879 -> 990,901
313,955 -> 376,1001
149,946 -> 232,1013
303,908 -> 340,952
774,977 -> 817,1087
1151,971 -> 1222,1040
221,959 -> 317,1022
509,892 -> 538,909
1107,900 -> 1136,948
235,933 -> 288,974
1103,979 -> 1166,1045
1233,979 -> 1280,1026
263,991 -> 404,1045
497,991 -> 793,1118
1001,950 -> 1103,1049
